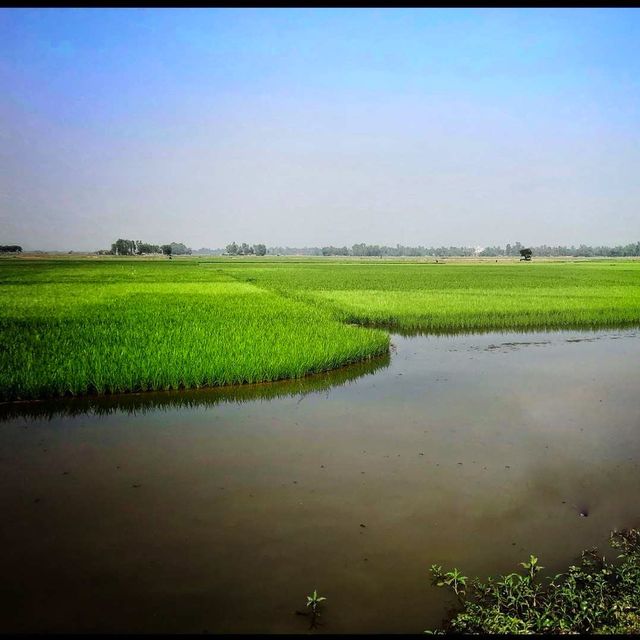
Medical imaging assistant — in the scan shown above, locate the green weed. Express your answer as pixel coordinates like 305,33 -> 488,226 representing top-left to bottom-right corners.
427,529 -> 640,634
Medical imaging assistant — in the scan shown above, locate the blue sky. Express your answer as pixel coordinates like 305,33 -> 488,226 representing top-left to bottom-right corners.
2,8 -> 639,250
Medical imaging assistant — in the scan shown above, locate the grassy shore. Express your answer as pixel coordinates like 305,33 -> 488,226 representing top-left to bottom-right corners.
2,257 -> 640,401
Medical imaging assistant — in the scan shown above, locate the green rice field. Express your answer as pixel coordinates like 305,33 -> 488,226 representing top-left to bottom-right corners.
0,259 -> 387,401
225,259 -> 640,333
1,257 -> 640,401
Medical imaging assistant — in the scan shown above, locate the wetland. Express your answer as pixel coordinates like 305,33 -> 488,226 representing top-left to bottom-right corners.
2,327 -> 639,633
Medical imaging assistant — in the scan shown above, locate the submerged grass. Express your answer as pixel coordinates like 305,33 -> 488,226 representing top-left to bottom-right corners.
2,257 -> 640,401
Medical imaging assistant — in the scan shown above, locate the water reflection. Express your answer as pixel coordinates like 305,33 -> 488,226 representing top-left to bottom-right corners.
1,328 -> 640,633
0,352 -> 390,422
369,321 -> 640,338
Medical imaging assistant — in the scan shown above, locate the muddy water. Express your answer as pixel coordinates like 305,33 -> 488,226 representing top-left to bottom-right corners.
1,329 -> 640,633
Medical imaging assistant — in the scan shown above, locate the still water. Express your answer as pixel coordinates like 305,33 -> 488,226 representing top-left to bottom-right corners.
1,329 -> 640,633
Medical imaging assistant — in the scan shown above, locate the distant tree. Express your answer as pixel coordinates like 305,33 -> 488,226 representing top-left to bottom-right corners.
575,244 -> 594,257
519,248 -> 533,261
111,238 -> 138,256
169,242 -> 192,255
479,246 -> 503,257
253,243 -> 267,256
136,242 -> 161,255
198,240 -> 640,259
0,245 -> 22,253
322,246 -> 350,256
161,244 -> 172,257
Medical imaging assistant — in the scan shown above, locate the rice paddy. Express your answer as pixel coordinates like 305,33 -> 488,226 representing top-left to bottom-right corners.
0,260 -> 388,401
2,257 -> 640,402
225,260 -> 640,333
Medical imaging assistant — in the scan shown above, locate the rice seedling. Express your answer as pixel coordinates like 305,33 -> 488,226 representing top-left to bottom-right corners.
306,589 -> 327,615
295,589 -> 327,630
0,260 -> 388,401
0,348 -> 390,422
2,257 -> 640,401
224,260 -> 640,333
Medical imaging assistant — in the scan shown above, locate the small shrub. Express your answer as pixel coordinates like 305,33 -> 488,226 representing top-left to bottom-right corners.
428,529 -> 640,634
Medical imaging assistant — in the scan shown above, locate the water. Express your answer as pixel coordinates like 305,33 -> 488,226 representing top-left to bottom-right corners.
1,328 -> 640,633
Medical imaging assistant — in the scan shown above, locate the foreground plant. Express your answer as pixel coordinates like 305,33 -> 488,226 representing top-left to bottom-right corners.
431,567 -> 468,604
306,589 -> 327,615
295,589 -> 327,630
427,529 -> 640,634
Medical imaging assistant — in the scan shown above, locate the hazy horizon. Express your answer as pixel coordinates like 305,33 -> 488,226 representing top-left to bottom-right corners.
2,8 -> 640,252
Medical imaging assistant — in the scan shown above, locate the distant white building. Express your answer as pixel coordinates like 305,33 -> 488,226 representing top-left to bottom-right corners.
474,246 -> 484,256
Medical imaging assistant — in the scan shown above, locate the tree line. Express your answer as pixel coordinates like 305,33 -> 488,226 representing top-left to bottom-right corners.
6,239 -> 640,258
278,244 -> 478,257
106,239 -> 192,256
266,242 -> 640,258
225,242 -> 267,256
478,242 -> 640,258
268,244 -> 479,257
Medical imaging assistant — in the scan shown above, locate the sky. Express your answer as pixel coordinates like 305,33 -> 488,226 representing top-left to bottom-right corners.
1,8 -> 640,251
